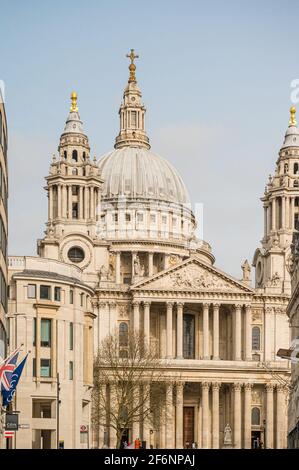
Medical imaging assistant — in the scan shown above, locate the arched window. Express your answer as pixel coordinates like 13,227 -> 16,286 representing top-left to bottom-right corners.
119,322 -> 128,347
83,151 -> 86,161
72,168 -> 78,175
294,163 -> 299,175
252,326 -> 261,350
284,163 -> 288,174
294,180 -> 299,187
72,150 -> 78,162
63,151 -> 67,160
251,407 -> 261,426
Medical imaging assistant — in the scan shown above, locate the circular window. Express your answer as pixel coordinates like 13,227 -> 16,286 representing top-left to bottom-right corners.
68,246 -> 85,263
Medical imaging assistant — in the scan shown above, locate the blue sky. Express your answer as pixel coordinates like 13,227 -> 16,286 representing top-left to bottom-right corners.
1,0 -> 299,278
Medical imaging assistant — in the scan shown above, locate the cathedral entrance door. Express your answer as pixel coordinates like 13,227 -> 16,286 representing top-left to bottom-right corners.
251,430 -> 262,448
183,407 -> 194,448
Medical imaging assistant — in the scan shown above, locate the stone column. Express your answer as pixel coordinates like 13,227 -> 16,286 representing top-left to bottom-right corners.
267,204 -> 271,236
131,251 -> 137,280
166,302 -> 174,358
68,185 -> 72,219
109,383 -> 117,448
244,383 -> 252,449
286,197 -> 290,229
148,252 -> 154,277
57,184 -> 61,218
115,252 -> 121,284
282,196 -> 286,228
264,205 -> 267,236
48,186 -> 53,221
272,198 -> 276,230
291,197 -> 295,229
203,303 -> 210,360
143,301 -> 150,348
79,186 -> 83,219
166,383 -> 173,448
201,382 -> 210,448
213,303 -> 220,360
234,305 -> 242,361
143,383 -> 150,447
212,382 -> 220,448
266,383 -> 274,449
245,304 -> 252,361
276,385 -> 286,449
176,302 -> 183,359
233,383 -> 242,448
176,382 -> 184,448
133,301 -> 140,332
90,186 -> 94,220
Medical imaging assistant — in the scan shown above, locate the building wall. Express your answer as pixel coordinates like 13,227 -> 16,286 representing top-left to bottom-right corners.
7,256 -> 95,449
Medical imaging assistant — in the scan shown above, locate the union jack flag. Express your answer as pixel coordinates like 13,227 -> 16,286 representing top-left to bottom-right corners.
0,348 -> 20,392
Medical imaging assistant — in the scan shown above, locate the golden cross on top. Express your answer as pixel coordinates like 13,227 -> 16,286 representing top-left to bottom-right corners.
126,49 -> 139,82
126,49 -> 139,65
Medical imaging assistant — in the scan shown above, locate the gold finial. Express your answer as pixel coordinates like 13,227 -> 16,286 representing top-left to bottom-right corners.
126,49 -> 139,82
70,91 -> 78,112
289,105 -> 297,127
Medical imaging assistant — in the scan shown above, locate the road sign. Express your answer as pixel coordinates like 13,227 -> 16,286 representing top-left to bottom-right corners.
19,424 -> 30,429
5,413 -> 18,431
4,431 -> 14,439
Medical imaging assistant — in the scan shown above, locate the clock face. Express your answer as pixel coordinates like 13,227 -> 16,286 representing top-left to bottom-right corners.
256,259 -> 263,285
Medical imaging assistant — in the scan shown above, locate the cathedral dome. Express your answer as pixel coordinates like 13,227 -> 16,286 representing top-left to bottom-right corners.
97,146 -> 190,206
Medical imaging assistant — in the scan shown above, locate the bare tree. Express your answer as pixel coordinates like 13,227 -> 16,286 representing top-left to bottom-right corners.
92,330 -> 167,449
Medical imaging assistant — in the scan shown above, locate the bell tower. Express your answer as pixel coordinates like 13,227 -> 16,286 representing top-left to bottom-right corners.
38,92 -> 103,259
253,106 -> 299,294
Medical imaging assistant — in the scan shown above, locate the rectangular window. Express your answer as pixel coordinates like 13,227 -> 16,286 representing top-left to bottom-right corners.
33,358 -> 36,377
70,289 -> 74,304
40,359 -> 51,377
113,213 -> 118,222
69,361 -> 74,380
72,202 -> 78,219
131,110 -> 137,127
162,216 -> 167,224
72,185 -> 79,196
137,213 -> 144,222
183,314 -> 195,359
80,293 -> 84,307
27,284 -> 36,299
150,214 -> 156,223
40,285 -> 51,300
54,287 -> 61,302
70,322 -> 73,350
41,319 -> 51,347
32,400 -> 52,418
125,213 -> 131,222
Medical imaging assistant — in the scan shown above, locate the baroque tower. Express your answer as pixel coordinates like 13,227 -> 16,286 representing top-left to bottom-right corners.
253,106 -> 299,295
38,93 -> 103,277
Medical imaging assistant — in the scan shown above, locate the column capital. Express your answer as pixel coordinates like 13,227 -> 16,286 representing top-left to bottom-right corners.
176,381 -> 185,390
245,304 -> 251,311
235,304 -> 242,310
265,383 -> 274,392
109,301 -> 117,308
244,382 -> 253,391
213,303 -> 220,310
99,301 -> 107,309
233,382 -> 242,391
177,301 -> 184,309
143,301 -> 151,307
212,382 -> 221,391
132,300 -> 140,307
203,302 -> 210,309
166,301 -> 174,309
276,384 -> 288,393
201,381 -> 210,390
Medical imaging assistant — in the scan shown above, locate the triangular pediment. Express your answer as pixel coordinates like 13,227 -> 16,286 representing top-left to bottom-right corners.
131,256 -> 253,293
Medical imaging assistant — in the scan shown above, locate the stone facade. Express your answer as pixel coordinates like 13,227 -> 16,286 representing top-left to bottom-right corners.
8,53 -> 293,448
0,88 -> 8,449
